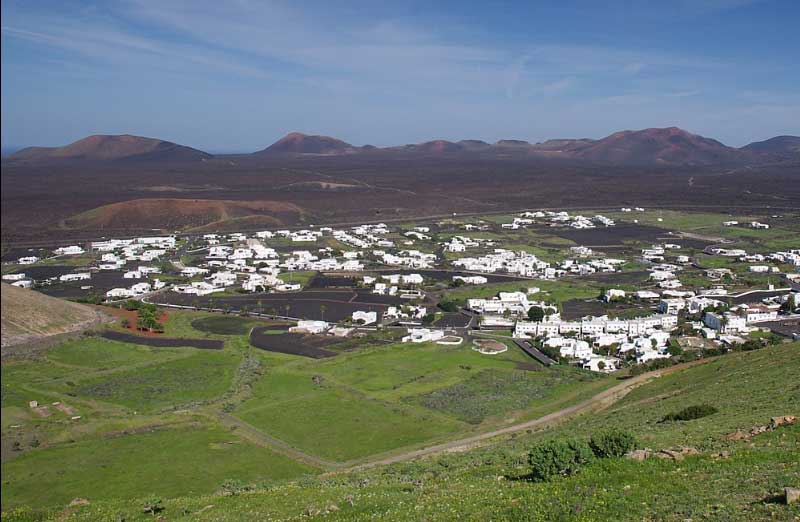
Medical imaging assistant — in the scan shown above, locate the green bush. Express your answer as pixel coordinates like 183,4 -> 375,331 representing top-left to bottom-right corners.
589,429 -> 638,458
528,439 -> 594,481
438,300 -> 458,313
661,404 -> 718,422
142,497 -> 163,515
219,479 -> 254,496
527,306 -> 545,322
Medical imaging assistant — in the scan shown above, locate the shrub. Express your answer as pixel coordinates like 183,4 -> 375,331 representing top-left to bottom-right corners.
438,300 -> 458,312
142,497 -> 163,516
589,429 -> 638,458
528,439 -> 594,481
219,479 -> 254,496
527,306 -> 545,322
661,404 -> 718,422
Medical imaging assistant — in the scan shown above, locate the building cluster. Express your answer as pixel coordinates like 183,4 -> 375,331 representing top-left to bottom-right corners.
503,211 -> 617,230
514,313 -> 678,373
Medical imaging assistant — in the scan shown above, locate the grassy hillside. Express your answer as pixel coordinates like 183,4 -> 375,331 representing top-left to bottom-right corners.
0,284 -> 106,349
4,341 -> 797,521
1,310 -> 620,515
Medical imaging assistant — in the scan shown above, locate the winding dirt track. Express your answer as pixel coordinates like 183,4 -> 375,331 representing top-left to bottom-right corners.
343,358 -> 713,471
215,357 -> 713,472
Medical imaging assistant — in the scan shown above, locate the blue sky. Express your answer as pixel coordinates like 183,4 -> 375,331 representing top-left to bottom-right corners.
2,0 -> 798,151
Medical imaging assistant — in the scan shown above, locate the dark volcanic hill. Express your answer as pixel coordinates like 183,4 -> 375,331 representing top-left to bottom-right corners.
396,139 -> 466,154
741,135 -> 800,159
457,139 -> 492,151
530,138 -> 595,153
7,134 -> 212,163
570,127 -> 743,166
495,139 -> 531,149
257,132 -> 357,155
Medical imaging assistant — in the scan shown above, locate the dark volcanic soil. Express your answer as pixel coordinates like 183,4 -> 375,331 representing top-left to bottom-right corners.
3,154 -> 799,244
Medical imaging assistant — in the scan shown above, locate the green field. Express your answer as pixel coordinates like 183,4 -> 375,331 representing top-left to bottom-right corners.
1,316 -> 622,512
238,378 -> 462,461
1,423 -> 313,510
10,342 -> 797,521
232,340 -> 614,461
71,349 -> 239,412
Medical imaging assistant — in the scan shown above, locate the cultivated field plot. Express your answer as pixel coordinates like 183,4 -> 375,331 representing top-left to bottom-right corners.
306,274 -> 358,288
561,299 -> 657,320
190,315 -> 267,335
412,367 -> 601,425
8,265 -> 81,280
69,349 -> 238,412
152,289 -> 403,321
234,368 -> 464,462
2,334 -> 240,416
100,330 -> 225,349
37,270 -> 133,300
232,340 -> 615,462
249,328 -> 340,358
543,223 -> 672,246
433,313 -> 471,328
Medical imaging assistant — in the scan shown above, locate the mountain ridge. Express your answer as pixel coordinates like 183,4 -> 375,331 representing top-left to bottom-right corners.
7,128 -> 799,166
7,134 -> 212,163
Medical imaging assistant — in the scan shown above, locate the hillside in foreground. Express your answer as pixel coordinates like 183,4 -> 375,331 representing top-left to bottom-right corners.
5,342 -> 797,521
0,284 -> 107,351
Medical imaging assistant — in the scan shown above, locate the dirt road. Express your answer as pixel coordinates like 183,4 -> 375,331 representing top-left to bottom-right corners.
345,358 -> 712,471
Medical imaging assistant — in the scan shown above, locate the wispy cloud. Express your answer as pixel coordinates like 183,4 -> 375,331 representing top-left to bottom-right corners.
1,0 -> 796,148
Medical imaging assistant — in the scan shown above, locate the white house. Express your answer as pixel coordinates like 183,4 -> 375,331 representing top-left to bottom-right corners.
54,245 -> 85,255
290,320 -> 329,334
582,355 -> 620,373
402,328 -> 444,343
704,312 -> 748,333
603,289 -> 626,302
453,275 -> 488,285
352,310 -> 378,325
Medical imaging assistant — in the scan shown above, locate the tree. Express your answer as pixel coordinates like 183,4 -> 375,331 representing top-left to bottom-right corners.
135,303 -> 162,332
320,304 -> 328,321
527,306 -> 545,322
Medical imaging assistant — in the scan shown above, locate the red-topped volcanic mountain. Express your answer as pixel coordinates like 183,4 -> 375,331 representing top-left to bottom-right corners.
7,134 -> 212,163
570,127 -> 743,166
257,132 -> 357,155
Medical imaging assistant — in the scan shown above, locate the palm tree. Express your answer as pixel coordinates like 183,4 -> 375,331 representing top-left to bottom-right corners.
320,304 -> 328,321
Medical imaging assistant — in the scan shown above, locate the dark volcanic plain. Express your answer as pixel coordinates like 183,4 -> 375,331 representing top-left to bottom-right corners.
2,130 -> 799,245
